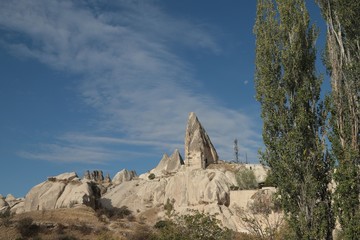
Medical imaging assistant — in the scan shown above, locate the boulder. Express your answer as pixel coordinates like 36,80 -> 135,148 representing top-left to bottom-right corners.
24,172 -> 99,211
55,181 -> 96,208
112,169 -> 137,185
184,112 -> 218,169
10,200 -> 25,214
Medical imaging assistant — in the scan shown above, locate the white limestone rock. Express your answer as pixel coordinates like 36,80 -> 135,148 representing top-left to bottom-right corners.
167,149 -> 184,173
184,112 -> 218,169
0,198 -> 7,208
10,200 -> 25,214
101,178 -> 168,212
5,194 -> 16,202
0,198 -> 9,215
24,172 -> 98,211
55,180 -> 96,208
151,149 -> 184,176
48,172 -> 78,182
164,168 -> 231,208
112,169 -> 137,185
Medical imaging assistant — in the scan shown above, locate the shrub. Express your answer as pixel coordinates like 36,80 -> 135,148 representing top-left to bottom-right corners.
148,173 -> 155,180
0,210 -> 12,227
154,220 -> 174,229
128,225 -> 154,240
69,200 -> 78,208
153,211 -> 233,240
96,206 -> 132,220
263,170 -> 276,187
56,235 -> 79,240
236,169 -> 258,190
16,217 -> 39,238
164,198 -> 174,217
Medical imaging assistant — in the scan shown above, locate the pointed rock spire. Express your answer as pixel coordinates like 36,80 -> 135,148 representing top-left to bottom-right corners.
167,149 -> 184,172
184,112 -> 218,169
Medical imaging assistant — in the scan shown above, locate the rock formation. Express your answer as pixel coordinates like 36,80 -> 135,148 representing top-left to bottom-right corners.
184,112 -> 219,169
112,169 -> 137,185
14,112 -> 272,233
150,149 -> 184,176
104,173 -> 112,184
0,195 -> 9,215
24,172 -> 99,211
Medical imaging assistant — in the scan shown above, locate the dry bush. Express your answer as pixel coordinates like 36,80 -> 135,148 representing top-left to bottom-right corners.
16,217 -> 40,238
96,206 -> 133,221
235,192 -> 283,240
236,169 -> 258,190
148,173 -> 155,180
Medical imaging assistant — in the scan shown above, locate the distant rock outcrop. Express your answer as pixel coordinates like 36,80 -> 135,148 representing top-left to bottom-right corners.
15,112 -> 272,233
0,195 -> 9,215
83,170 -> 105,183
112,169 -> 137,185
24,172 -> 99,211
151,149 -> 184,176
184,112 -> 218,169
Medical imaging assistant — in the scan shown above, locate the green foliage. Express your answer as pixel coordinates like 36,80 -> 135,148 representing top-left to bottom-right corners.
263,170 -> 276,187
316,1 -> 360,239
164,198 -> 174,217
235,168 -> 258,190
148,173 -> 155,180
153,211 -> 233,240
254,0 -> 334,239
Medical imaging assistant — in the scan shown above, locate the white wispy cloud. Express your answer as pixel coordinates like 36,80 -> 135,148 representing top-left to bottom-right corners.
0,0 -> 262,166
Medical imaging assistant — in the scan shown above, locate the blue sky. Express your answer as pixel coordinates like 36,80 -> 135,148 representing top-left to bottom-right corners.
0,0 -> 327,197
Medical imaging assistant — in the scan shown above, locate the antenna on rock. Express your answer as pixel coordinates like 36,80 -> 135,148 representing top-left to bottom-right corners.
234,138 -> 239,163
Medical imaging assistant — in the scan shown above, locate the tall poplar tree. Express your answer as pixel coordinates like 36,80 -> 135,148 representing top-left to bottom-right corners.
316,1 -> 360,238
254,0 -> 334,239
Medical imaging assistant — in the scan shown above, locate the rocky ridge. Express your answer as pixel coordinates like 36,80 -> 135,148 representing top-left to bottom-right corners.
5,112 -> 271,233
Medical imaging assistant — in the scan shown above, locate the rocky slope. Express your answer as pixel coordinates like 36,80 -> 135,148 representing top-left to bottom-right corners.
6,112 -> 272,233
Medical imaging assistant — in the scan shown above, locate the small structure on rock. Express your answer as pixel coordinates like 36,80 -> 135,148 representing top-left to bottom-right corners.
184,112 -> 219,169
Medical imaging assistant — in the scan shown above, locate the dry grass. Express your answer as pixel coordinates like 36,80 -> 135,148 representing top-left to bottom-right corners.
207,162 -> 242,172
0,206 -> 150,240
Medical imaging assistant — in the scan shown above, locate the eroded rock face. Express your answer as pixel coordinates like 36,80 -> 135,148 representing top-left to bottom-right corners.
184,112 -> 218,169
24,172 -> 98,211
112,169 -> 137,185
102,167 -> 233,213
0,197 -> 9,215
164,168 -> 231,207
151,149 -> 184,176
